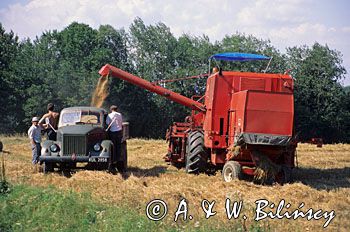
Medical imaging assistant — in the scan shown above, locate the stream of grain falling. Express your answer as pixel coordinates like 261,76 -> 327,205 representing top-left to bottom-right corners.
91,75 -> 109,108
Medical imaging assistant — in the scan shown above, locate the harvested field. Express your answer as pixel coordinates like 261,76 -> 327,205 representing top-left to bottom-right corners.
0,135 -> 349,231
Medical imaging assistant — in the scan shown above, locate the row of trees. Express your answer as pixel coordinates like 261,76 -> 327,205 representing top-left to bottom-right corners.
1,18 -> 349,142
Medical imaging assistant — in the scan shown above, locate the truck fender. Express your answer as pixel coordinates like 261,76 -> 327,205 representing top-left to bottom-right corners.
41,140 -> 55,156
100,140 -> 113,157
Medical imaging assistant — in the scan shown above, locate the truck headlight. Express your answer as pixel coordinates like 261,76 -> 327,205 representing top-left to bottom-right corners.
50,144 -> 59,152
93,143 -> 101,152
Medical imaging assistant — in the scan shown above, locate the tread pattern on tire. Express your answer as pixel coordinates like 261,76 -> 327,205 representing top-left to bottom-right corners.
186,130 -> 208,174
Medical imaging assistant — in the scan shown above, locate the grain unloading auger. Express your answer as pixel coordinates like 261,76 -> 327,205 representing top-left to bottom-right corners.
99,52 -> 297,183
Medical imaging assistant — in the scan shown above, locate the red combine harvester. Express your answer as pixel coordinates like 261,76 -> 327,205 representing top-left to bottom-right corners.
99,53 -> 297,183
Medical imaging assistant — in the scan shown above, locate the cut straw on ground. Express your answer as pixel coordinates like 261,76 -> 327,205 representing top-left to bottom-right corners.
0,135 -> 349,231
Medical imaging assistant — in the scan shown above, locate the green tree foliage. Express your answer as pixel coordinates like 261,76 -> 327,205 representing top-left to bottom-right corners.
0,20 -> 349,142
344,85 -> 350,93
123,18 -> 220,137
0,23 -> 19,132
9,23 -> 129,131
286,43 -> 348,142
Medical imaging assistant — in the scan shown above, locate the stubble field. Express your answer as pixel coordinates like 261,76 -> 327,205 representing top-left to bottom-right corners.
0,135 -> 349,231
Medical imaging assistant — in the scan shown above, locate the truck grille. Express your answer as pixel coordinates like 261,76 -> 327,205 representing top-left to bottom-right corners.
63,135 -> 87,156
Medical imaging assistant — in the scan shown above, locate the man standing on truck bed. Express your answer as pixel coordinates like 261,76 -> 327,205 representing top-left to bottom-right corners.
106,105 -> 123,172
39,103 -> 59,140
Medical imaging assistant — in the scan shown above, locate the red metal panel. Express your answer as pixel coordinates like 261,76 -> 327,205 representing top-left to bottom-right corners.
265,78 -> 272,92
203,75 -> 215,133
229,72 -> 294,144
240,78 -> 265,91
230,91 -> 248,137
244,91 -> 294,136
204,74 -> 233,148
211,150 -> 226,165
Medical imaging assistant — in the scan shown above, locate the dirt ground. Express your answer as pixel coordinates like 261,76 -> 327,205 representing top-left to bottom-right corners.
0,135 -> 349,231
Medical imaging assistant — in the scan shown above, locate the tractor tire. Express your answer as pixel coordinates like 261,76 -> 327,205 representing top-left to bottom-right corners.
186,130 -> 208,174
222,161 -> 241,182
43,162 -> 54,174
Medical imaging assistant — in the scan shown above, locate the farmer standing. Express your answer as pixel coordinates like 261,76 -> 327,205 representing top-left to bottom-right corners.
39,103 -> 59,140
106,105 -> 123,172
28,117 -> 42,165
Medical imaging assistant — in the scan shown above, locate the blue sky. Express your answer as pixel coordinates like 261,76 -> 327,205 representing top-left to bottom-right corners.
1,0 -> 349,85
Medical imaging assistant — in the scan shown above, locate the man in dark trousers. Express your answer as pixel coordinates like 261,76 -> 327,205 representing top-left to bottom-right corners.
106,105 -> 123,173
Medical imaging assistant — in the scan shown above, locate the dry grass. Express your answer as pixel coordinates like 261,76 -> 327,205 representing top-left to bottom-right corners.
0,135 -> 349,231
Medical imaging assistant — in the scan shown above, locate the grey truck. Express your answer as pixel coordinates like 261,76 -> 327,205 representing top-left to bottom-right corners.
39,106 -> 128,173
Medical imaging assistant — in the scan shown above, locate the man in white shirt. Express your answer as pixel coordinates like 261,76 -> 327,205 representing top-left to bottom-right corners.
28,117 -> 42,165
106,105 -> 123,172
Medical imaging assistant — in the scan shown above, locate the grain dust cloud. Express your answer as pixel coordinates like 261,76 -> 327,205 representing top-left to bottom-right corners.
91,75 -> 109,108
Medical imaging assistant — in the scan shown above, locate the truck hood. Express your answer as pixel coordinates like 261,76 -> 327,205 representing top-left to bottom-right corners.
58,125 -> 104,135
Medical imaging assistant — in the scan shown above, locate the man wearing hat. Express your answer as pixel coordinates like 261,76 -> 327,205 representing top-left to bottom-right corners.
28,117 -> 43,165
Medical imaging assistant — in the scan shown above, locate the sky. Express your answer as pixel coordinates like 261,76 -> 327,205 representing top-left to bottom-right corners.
1,0 -> 349,85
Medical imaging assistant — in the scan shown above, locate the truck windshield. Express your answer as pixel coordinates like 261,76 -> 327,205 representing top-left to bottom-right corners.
58,110 -> 102,127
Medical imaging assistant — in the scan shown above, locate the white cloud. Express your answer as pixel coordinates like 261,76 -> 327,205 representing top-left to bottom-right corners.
0,0 -> 244,41
230,0 -> 350,84
0,0 -> 349,84
342,26 -> 350,33
236,0 -> 308,28
0,0 -> 161,38
268,23 -> 328,46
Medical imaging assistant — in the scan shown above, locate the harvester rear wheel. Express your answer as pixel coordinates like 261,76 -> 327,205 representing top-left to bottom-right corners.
222,161 -> 241,182
186,130 -> 208,174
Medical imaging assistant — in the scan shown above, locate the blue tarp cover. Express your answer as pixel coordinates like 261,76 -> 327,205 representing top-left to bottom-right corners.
210,52 -> 270,61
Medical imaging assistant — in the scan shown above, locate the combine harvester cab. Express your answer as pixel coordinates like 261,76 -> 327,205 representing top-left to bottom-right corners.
99,52 -> 297,184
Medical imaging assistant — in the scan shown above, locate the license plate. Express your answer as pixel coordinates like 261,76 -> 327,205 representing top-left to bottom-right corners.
89,157 -> 108,162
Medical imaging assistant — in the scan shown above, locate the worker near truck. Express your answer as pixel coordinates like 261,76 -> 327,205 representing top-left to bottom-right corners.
39,103 -> 59,140
106,105 -> 123,172
28,117 -> 43,165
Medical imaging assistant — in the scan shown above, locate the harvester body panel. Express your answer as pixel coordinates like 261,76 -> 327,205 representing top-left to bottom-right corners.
203,73 -> 233,148
244,91 -> 293,136
203,71 -> 294,150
